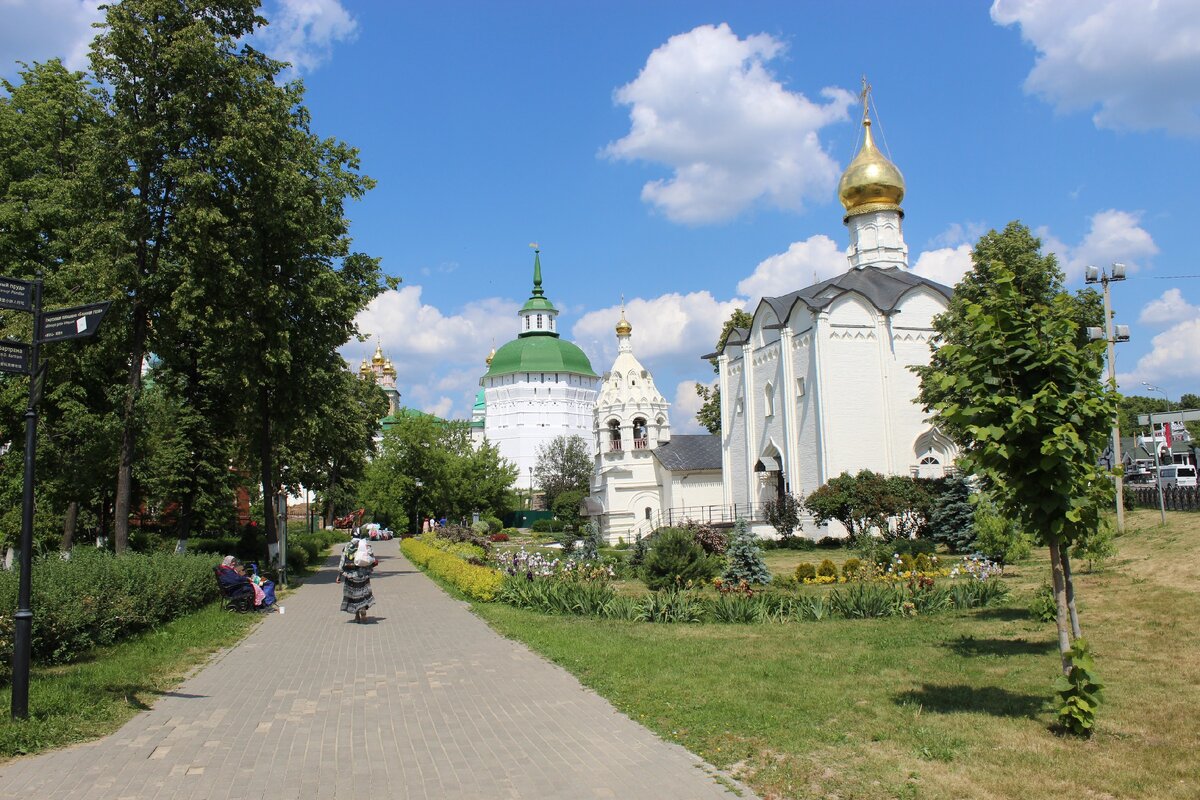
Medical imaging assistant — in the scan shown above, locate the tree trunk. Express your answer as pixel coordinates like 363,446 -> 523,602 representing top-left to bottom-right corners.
114,302 -> 148,554
61,500 -> 79,553
258,384 -> 278,561
1047,538 -> 1072,674
323,461 -> 340,528
1060,547 -> 1083,639
175,483 -> 194,556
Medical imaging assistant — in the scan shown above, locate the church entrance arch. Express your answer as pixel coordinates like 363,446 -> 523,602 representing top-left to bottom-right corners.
754,443 -> 785,510
912,428 -> 953,478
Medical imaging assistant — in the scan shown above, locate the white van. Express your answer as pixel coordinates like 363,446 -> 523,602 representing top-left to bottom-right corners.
1158,465 -> 1197,488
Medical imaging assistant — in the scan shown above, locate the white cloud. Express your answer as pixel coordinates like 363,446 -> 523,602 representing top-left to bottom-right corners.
991,0 -> 1200,135
925,222 -> 986,250
1118,318 -> 1200,388
255,0 -> 357,73
736,235 -> 845,300
671,380 -> 708,435
0,0 -> 103,75
603,23 -> 855,223
345,287 -> 517,417
574,291 -> 746,368
912,244 -> 974,287
1063,209 -> 1158,280
1139,289 -> 1200,329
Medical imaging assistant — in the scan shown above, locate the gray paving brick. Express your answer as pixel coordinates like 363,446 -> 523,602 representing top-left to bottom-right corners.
0,539 -> 754,799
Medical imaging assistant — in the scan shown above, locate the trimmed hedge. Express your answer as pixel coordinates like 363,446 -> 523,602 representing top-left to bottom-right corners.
401,538 -> 504,602
0,548 -> 220,685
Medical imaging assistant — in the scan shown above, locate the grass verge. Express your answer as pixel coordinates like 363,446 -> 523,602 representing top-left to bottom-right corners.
472,510 -> 1200,799
0,602 -> 259,761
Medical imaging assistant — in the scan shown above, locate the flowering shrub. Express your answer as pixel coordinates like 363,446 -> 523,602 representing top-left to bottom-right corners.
401,538 -> 504,601
488,532 -> 510,542
950,554 -> 1004,581
493,547 -> 614,583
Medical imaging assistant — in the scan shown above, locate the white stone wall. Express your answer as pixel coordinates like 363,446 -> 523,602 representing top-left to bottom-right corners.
484,372 -> 599,481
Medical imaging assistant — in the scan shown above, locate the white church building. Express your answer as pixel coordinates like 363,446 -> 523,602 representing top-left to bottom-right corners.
587,309 -> 724,543
716,95 -> 956,536
477,250 -> 600,483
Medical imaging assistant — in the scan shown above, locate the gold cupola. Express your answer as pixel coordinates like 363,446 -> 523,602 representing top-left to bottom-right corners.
371,342 -> 385,365
485,346 -> 496,367
615,300 -> 632,336
838,84 -> 905,217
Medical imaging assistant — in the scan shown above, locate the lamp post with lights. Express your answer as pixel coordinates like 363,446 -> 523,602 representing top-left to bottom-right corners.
1085,263 -> 1129,533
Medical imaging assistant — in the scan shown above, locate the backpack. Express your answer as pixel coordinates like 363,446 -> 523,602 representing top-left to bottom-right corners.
353,541 -> 373,567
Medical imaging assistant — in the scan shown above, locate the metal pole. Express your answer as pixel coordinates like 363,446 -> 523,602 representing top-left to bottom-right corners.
1102,278 -> 1125,534
1148,410 -> 1167,526
12,278 -> 42,720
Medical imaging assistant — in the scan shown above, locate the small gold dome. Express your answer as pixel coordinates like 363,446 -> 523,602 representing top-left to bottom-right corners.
485,347 -> 496,367
615,313 -> 632,336
838,116 -> 905,214
358,358 -> 370,374
383,359 -> 396,376
371,342 -> 385,364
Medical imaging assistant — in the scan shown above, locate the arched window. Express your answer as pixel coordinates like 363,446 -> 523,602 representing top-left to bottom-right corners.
920,455 -> 939,465
608,420 -> 622,452
645,507 -> 652,520
764,382 -> 775,417
633,418 -> 648,449
536,314 -> 543,329
524,316 -> 530,330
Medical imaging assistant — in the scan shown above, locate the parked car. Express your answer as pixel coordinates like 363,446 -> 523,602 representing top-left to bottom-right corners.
1158,465 -> 1197,488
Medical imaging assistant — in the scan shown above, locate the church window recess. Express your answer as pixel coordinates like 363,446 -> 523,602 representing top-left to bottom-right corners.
645,507 -> 652,520
919,455 -> 939,465
608,420 -> 622,452
633,418 -> 648,449
524,316 -> 530,330
536,314 -> 543,329
796,377 -> 805,398
764,382 -> 775,418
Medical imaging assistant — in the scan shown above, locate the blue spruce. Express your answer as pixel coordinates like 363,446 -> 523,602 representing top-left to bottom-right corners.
722,517 -> 771,585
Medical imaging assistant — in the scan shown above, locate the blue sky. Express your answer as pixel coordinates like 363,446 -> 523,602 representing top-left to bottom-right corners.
4,1 -> 1200,430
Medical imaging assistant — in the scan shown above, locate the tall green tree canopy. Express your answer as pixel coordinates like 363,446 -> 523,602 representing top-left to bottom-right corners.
913,221 -> 1114,685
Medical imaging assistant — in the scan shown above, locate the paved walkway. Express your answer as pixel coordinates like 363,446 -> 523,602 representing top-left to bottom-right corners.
0,539 -> 753,799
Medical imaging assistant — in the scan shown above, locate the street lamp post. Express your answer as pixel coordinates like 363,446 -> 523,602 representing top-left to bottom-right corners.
1085,263 -> 1129,533
528,466 -> 533,511
1143,382 -> 1172,526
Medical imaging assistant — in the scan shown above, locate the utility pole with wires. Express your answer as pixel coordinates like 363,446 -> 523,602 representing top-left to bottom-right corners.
1086,263 -> 1129,533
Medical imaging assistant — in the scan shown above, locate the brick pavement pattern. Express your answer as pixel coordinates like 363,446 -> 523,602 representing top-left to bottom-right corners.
0,538 -> 754,799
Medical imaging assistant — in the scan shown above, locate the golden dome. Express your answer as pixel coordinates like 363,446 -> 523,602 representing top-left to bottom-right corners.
383,359 -> 396,376
358,358 -> 370,374
485,347 -> 496,367
838,114 -> 905,215
371,342 -> 385,365
615,313 -> 632,336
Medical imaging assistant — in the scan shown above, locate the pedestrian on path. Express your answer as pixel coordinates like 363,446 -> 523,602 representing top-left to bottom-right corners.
336,529 -> 377,622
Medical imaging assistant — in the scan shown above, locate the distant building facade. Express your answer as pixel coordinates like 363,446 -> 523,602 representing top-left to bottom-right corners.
588,310 -> 722,542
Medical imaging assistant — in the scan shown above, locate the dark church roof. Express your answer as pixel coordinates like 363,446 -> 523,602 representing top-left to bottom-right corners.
709,266 -> 953,358
762,265 -> 952,323
653,434 -> 722,471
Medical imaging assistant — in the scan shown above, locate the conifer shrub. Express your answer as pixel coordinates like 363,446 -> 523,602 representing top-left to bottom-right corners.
927,474 -> 976,552
794,562 -> 817,582
841,557 -> 863,580
816,559 -> 838,579
642,528 -> 720,591
722,517 -> 771,585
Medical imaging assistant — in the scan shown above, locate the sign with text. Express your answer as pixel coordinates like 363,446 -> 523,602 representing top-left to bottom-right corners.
1138,410 -> 1200,425
0,339 -> 30,375
0,277 -> 33,311
37,301 -> 111,343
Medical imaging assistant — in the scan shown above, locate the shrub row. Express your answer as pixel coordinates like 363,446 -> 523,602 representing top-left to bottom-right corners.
401,538 -> 504,602
0,548 -> 220,685
497,576 -> 1009,623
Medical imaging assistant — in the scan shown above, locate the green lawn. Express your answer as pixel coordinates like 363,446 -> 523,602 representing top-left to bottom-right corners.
474,510 -> 1200,800
0,603 -> 259,760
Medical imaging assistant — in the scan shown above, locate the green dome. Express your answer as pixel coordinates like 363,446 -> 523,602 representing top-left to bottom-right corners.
485,334 -> 597,378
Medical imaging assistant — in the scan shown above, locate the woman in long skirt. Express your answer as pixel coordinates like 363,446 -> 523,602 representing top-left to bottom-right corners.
336,530 -> 377,622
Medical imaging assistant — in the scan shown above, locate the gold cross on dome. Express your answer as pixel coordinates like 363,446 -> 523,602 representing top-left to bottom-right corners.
860,75 -> 872,122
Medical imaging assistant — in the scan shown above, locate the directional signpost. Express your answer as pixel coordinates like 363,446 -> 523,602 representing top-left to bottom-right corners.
3,276 -> 111,719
